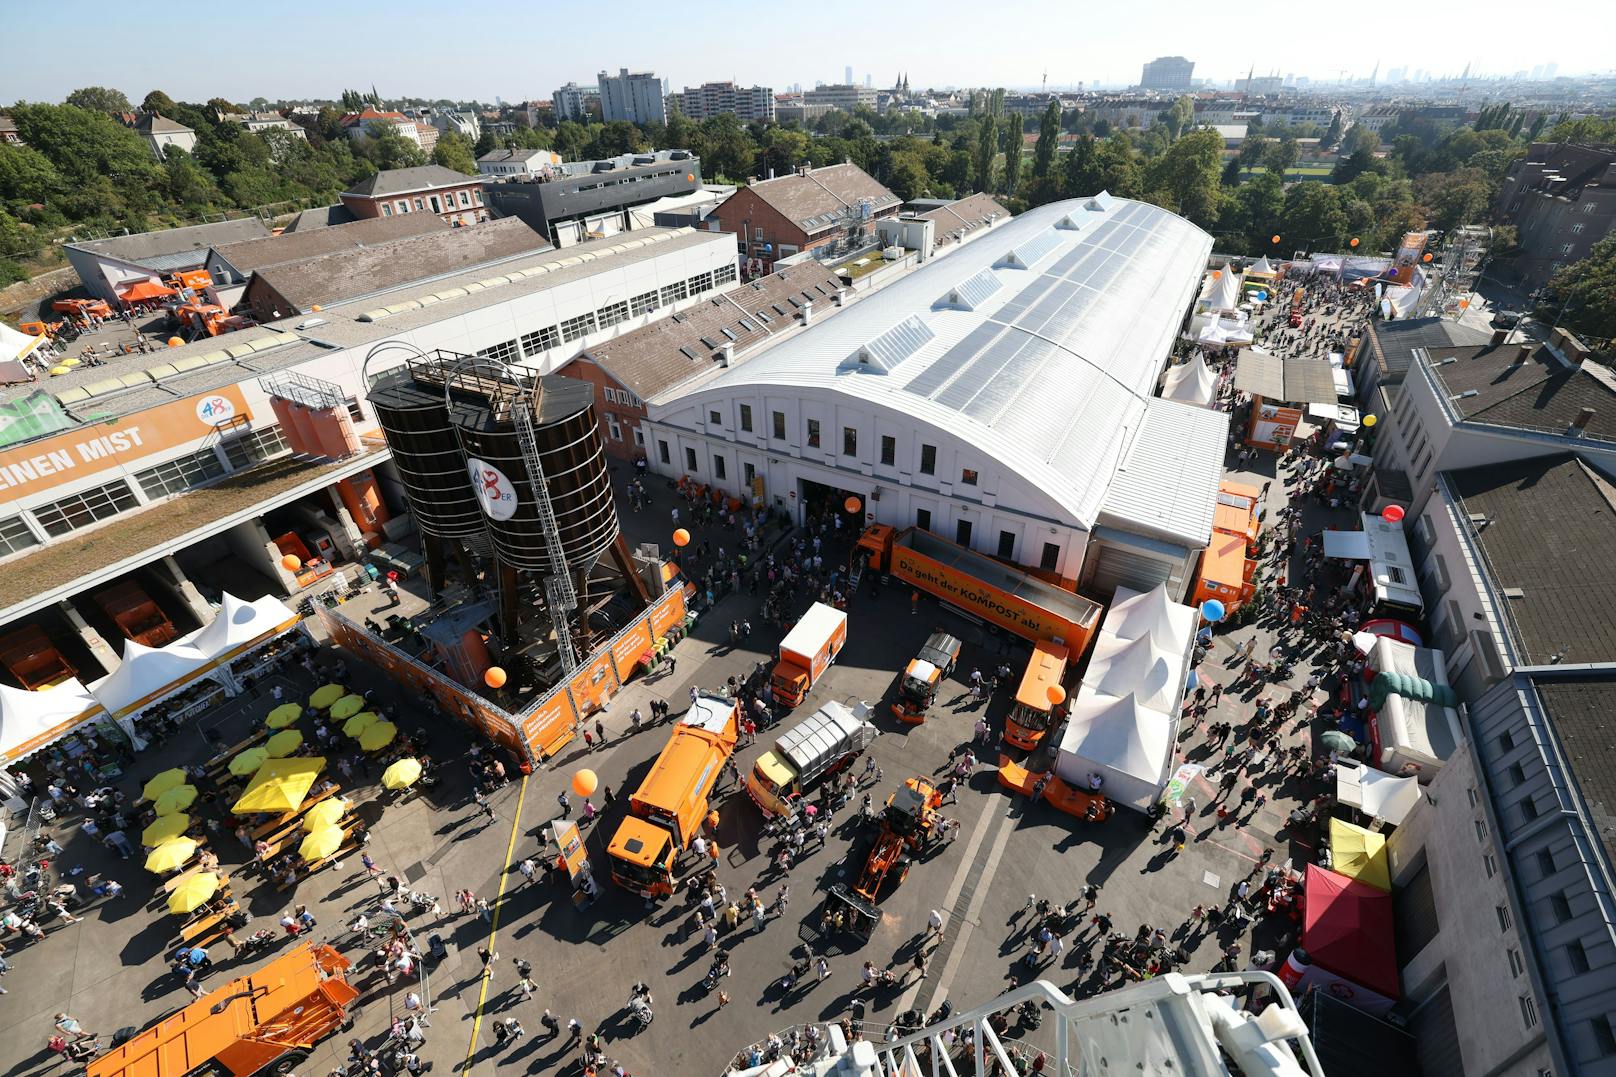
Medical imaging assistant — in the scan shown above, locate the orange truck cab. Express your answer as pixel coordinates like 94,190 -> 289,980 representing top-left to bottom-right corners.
892,630 -> 963,722
1213,481 -> 1261,554
87,944 -> 358,1077
1005,640 -> 1068,750
608,692 -> 738,897
1191,531 -> 1257,615
770,602 -> 847,709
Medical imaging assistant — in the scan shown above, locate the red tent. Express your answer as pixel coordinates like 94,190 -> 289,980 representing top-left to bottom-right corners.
1302,864 -> 1399,1000
118,279 -> 176,302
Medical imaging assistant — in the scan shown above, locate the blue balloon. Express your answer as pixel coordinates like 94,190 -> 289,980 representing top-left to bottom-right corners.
1201,599 -> 1226,622
1255,290 -> 1268,301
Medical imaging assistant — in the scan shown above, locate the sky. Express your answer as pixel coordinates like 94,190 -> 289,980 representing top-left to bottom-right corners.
2,0 -> 1607,105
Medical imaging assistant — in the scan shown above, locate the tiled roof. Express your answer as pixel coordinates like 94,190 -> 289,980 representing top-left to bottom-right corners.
211,214 -> 448,274
280,205 -> 357,232
919,193 -> 1011,246
1364,317 -> 1492,385
132,114 -> 194,135
343,165 -> 479,199
744,163 -> 900,232
339,108 -> 408,127
1446,454 -> 1616,665
66,218 -> 270,265
576,263 -> 846,401
1426,341 -> 1616,442
1528,675 -> 1616,866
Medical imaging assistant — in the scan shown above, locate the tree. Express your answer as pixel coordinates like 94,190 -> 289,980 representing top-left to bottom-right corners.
1264,134 -> 1300,175
1143,128 -> 1222,227
141,90 -> 177,116
1033,100 -> 1061,181
432,130 -> 478,175
974,117 -> 996,194
1414,167 -> 1495,232
1158,95 -> 1195,141
65,87 -> 131,113
762,127 -> 811,179
1541,235 -> 1616,345
1093,136 -> 1142,198
1001,114 -> 1024,197
1064,134 -> 1101,197
698,114 -> 754,182
1279,182 -> 1350,250
885,154 -> 930,202
1322,110 -> 1343,148
0,144 -> 65,207
207,97 -> 243,117
1340,124 -> 1380,157
362,128 -> 426,171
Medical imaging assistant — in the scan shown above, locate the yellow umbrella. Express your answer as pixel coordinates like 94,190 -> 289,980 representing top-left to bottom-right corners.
229,746 -> 270,777
302,798 -> 350,832
309,684 -> 345,710
143,768 -> 188,801
299,825 -> 345,863
144,836 -> 198,874
329,694 -> 365,721
266,704 -> 303,729
342,711 -> 379,738
359,721 -> 398,752
381,758 -> 422,791
142,813 -> 191,847
167,871 -> 220,915
232,757 -> 326,815
154,784 -> 198,815
49,365 -> 71,376
266,729 -> 304,758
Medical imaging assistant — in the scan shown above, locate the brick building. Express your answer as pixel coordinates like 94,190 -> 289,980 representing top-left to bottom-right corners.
708,163 -> 900,273
1495,142 -> 1616,290
340,165 -> 487,227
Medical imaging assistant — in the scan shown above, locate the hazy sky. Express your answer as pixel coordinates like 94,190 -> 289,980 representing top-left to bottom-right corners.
3,0 -> 1604,104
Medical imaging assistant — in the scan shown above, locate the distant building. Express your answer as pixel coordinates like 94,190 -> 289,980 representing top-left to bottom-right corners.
64,218 -> 271,304
428,109 -> 481,142
803,84 -> 878,113
236,112 -> 306,141
913,192 -> 1012,250
338,108 -> 422,148
1140,56 -> 1194,91
774,94 -> 831,125
708,162 -> 900,272
598,68 -> 666,125
0,115 -> 20,144
1234,75 -> 1285,95
481,149 -> 701,247
668,82 -> 776,123
552,82 -> 595,123
413,123 -> 438,154
126,113 -> 197,160
340,165 -> 488,227
1495,142 -> 1616,290
477,147 -> 564,179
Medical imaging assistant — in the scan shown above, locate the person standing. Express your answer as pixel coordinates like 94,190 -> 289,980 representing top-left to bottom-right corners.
556,791 -> 571,819
927,908 -> 944,940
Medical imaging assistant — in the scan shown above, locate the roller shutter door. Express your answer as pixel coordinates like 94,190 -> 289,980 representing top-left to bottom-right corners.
1407,982 -> 1465,1077
1080,526 -> 1190,600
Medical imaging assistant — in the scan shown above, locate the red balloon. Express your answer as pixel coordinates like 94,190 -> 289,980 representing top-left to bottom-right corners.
1382,505 -> 1406,524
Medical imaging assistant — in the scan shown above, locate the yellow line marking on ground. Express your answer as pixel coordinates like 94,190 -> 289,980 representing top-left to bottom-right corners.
461,773 -> 529,1072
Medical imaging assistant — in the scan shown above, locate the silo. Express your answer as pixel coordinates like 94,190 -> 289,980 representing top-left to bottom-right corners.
367,369 -> 485,540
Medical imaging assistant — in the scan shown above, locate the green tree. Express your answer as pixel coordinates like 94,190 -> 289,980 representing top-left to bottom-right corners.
362,128 -> 426,170
698,114 -> 755,182
1143,128 -> 1222,227
65,86 -> 131,113
1540,235 -> 1616,345
164,151 -> 221,208
1264,133 -> 1300,175
432,130 -> 478,175
1158,95 -> 1195,141
8,104 -> 157,186
1414,167 -> 1495,232
885,154 -> 930,202
1340,124 -> 1380,157
141,90 -> 177,116
1001,114 -> 1024,197
552,122 -> 589,161
1279,182 -> 1350,250
1033,99 -> 1061,181
974,117 -> 996,194
1063,134 -> 1101,197
1094,136 -> 1142,198
0,144 -> 65,207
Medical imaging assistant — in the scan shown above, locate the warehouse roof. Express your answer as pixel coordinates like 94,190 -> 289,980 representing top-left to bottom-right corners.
671,195 -> 1214,533
918,193 -> 1011,247
66,218 -> 270,265
281,204 -> 357,232
210,213 -> 448,274
1425,341 -> 1616,443
1364,317 -> 1491,387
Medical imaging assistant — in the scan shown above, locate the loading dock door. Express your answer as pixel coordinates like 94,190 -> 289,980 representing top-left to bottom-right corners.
1080,526 -> 1191,601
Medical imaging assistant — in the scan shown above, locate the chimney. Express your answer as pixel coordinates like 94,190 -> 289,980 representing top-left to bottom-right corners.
1490,328 -> 1509,346
1567,407 -> 1595,437
1513,342 -> 1533,366
833,289 -> 847,307
718,342 -> 734,367
800,300 -> 813,326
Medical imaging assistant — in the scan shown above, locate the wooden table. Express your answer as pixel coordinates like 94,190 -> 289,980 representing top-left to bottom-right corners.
205,727 -> 271,780
279,822 -> 359,889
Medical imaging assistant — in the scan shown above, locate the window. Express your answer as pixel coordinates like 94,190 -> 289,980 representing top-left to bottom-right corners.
1571,223 -> 1585,234
1467,786 -> 1480,807
1521,797 -> 1540,821
997,531 -> 1016,559
658,440 -> 670,465
597,301 -> 631,329
1499,730 -> 1516,752
712,455 -> 726,480
1567,940 -> 1590,974
915,508 -> 932,531
880,435 -> 896,466
1497,903 -> 1513,932
739,404 -> 753,433
771,411 -> 785,440
396,200 -> 408,213
479,339 -> 519,364
714,263 -> 737,286
684,447 -> 698,472
1585,201 -> 1599,215
1519,994 -> 1539,1030
1538,849 -> 1557,877
521,326 -> 560,354
1560,243 -> 1575,254
381,203 -> 392,217
754,227 -> 765,241
688,271 -> 715,295
805,419 -> 821,448
1484,852 -> 1497,878
709,409 -> 723,426
429,195 -> 441,213
459,191 -> 470,207
842,427 -> 857,457
1508,763 -> 1526,787
961,468 -> 978,486
1475,819 -> 1488,843
34,480 -> 138,536
1595,1017 -> 1616,1058
633,427 -> 645,447
414,198 -> 424,211
607,415 -> 621,441
222,425 -> 289,469
134,448 -> 225,498
919,444 -> 937,475
1508,947 -> 1526,978
560,312 -> 598,342
0,515 -> 40,557
1041,542 -> 1060,572
743,462 -> 755,486
633,291 -> 659,316
660,281 -> 688,306
1551,891 -> 1573,923
955,519 -> 972,546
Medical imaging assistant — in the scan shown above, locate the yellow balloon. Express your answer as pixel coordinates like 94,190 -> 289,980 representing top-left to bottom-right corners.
1363,414 -> 1378,427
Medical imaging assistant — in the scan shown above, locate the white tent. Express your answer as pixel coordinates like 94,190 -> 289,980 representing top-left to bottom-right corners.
1055,690 -> 1175,810
89,639 -> 215,717
1162,353 -> 1218,407
1105,582 -> 1198,650
1086,632 -> 1183,713
1202,269 -> 1243,312
1248,256 -> 1275,275
191,592 -> 300,662
0,679 -> 108,764
0,322 -> 44,364
1334,760 -> 1421,826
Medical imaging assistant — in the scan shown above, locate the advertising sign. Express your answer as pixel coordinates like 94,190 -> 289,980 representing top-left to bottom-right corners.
609,619 -> 654,682
649,585 -> 688,638
891,543 -> 1083,644
466,458 -> 518,521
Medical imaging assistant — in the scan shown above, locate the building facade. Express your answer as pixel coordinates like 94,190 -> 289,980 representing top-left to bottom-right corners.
803,84 -> 878,113
707,162 -> 900,272
1495,142 -> 1616,290
552,83 -> 594,122
668,82 -> 775,123
129,114 -> 197,160
338,108 -> 422,148
481,150 -> 702,247
598,68 -> 666,126
477,147 -> 563,179
340,165 -> 488,227
1140,56 -> 1194,91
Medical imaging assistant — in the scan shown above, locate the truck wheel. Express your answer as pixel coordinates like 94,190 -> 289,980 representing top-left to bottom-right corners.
268,1051 -> 308,1075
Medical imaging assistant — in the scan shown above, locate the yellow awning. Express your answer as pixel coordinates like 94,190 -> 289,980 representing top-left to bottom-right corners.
232,756 -> 326,815
144,836 -> 198,873
266,703 -> 302,729
299,825 -> 344,862
143,768 -> 188,801
1329,817 -> 1391,891
142,813 -> 191,847
229,746 -> 269,777
153,784 -> 198,815
342,711 -> 379,738
167,871 -> 220,915
302,798 -> 349,832
265,728 -> 303,758
359,721 -> 397,752
381,757 -> 421,790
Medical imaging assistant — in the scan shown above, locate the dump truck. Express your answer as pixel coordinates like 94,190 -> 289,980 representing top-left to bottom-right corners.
828,776 -> 942,930
851,525 -> 1101,656
0,625 -> 76,690
746,699 -> 878,817
607,691 -> 739,898
95,581 -> 177,647
771,602 -> 847,709
86,943 -> 358,1077
892,629 -> 963,723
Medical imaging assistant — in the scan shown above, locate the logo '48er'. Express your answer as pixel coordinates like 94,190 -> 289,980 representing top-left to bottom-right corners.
466,458 -> 518,521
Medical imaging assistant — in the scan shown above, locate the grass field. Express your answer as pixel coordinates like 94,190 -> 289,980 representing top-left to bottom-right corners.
1234,165 -> 1335,181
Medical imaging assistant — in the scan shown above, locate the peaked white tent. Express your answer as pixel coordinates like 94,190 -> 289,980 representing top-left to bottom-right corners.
0,679 -> 109,764
1086,632 -> 1182,713
1202,269 -> 1243,312
1105,582 -> 1197,650
89,639 -> 215,718
1162,353 -> 1218,407
191,593 -> 300,662
1055,690 -> 1175,810
1248,255 -> 1275,276
0,322 -> 44,365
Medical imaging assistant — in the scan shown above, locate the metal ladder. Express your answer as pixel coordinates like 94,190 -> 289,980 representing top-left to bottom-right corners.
509,387 -> 580,673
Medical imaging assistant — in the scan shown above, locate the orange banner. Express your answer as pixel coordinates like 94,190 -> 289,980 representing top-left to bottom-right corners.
609,619 -> 654,682
568,648 -> 618,716
523,689 -> 577,759
649,585 -> 687,638
0,384 -> 252,499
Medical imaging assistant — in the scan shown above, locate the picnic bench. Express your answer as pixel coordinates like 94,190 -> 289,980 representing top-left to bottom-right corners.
277,823 -> 360,889
176,897 -> 237,944
204,727 -> 271,780
248,782 -> 344,842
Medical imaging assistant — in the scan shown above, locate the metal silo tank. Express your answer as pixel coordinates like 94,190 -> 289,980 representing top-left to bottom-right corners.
367,370 -> 485,539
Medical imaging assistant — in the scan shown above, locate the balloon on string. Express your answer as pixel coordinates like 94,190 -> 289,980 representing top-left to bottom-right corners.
1271,235 -> 1281,244
1255,290 -> 1268,301
1047,684 -> 1066,706
1201,599 -> 1226,623
1362,414 -> 1378,427
484,666 -> 507,689
571,769 -> 598,797
844,496 -> 861,514
1382,505 -> 1406,524
1423,253 -> 1433,262
167,337 -> 183,347
672,528 -> 690,547
1350,238 -> 1360,248
280,554 -> 301,572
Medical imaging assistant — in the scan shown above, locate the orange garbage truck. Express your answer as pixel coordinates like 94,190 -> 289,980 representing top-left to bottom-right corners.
87,943 -> 358,1077
892,629 -> 963,723
1190,480 -> 1261,616
607,691 -> 739,898
770,602 -> 847,709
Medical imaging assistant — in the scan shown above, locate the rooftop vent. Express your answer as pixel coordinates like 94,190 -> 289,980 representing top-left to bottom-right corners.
839,315 -> 934,374
937,269 -> 1003,311
1501,587 -> 1527,599
1567,406 -> 1596,437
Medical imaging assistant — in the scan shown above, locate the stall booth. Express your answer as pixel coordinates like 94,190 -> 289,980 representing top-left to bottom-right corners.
90,638 -> 227,744
1334,760 -> 1421,828
1363,637 -> 1461,781
1234,353 -> 1341,450
1321,513 -> 1424,618
190,593 -> 303,686
1276,864 -> 1400,1017
1160,353 -> 1219,407
1328,818 -> 1391,892
0,678 -> 121,774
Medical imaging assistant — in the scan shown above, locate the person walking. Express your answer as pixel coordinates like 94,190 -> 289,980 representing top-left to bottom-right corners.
594,719 -> 606,746
926,908 -> 944,940
556,791 -> 571,819
518,858 -> 536,886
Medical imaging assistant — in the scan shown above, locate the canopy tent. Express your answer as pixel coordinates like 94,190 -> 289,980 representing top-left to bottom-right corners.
1104,582 -> 1195,651
1054,690 -> 1175,810
190,592 -> 300,663
1193,318 -> 1255,348
1085,632 -> 1184,714
1247,255 -> 1276,278
1201,269 -> 1244,312
1297,864 -> 1399,1013
1366,638 -> 1461,778
117,279 -> 176,302
1161,353 -> 1218,407
1328,818 -> 1391,892
1322,513 -> 1423,613
232,756 -> 325,814
90,638 -> 216,718
1234,354 -> 1341,405
0,321 -> 45,365
1334,760 -> 1421,825
0,678 -> 111,764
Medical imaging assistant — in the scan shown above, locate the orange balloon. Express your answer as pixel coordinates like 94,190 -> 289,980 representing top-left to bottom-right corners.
484,666 -> 507,689
1458,299 -> 1469,309
1047,684 -> 1066,706
1349,238 -> 1360,248
167,337 -> 183,347
1423,253 -> 1433,262
280,554 -> 301,572
1271,235 -> 1281,244
1212,270 -> 1222,279
310,304 -> 322,312
844,496 -> 861,514
571,769 -> 598,797
672,528 -> 691,547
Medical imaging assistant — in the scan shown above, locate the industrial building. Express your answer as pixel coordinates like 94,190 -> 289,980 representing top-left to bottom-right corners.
708,163 -> 900,273
65,218 -> 272,305
640,195 -> 1228,599
1140,56 -> 1195,91
480,150 -> 703,248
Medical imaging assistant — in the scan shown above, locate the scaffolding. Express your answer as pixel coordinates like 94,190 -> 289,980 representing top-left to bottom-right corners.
1418,224 -> 1492,320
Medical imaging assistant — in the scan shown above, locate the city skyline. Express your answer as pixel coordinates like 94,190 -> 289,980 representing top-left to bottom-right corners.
1,0 -> 1604,104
